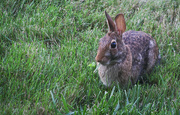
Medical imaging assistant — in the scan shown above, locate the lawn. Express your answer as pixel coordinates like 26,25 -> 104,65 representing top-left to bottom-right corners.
0,0 -> 180,114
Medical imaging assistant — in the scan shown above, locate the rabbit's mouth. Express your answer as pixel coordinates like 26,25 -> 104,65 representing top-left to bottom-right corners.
98,58 -> 123,66
110,58 -> 123,64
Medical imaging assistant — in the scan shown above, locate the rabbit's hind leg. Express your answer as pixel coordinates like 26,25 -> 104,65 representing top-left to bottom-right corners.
146,39 -> 160,73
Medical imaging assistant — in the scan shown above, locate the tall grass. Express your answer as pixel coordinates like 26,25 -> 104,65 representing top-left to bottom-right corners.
0,0 -> 179,114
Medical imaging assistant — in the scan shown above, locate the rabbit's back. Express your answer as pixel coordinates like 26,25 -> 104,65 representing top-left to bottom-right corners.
123,30 -> 159,82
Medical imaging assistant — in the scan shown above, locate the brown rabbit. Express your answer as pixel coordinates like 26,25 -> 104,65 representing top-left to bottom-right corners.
95,11 -> 160,87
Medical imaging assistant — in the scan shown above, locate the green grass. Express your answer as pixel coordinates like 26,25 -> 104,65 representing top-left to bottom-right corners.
0,0 -> 180,114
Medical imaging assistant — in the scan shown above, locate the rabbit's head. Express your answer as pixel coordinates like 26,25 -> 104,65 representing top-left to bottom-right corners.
95,11 -> 127,65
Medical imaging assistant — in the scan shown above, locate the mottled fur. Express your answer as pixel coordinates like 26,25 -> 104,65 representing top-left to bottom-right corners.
95,12 -> 160,87
123,30 -> 159,84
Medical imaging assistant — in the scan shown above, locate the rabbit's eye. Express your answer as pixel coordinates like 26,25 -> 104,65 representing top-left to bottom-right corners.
111,41 -> 116,48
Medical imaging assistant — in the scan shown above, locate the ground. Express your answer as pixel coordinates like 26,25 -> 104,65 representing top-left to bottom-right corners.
0,0 -> 179,114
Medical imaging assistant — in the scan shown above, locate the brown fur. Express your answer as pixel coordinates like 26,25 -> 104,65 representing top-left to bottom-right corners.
95,12 -> 160,87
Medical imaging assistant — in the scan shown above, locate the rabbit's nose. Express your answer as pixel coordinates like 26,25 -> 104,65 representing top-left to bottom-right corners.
95,56 -> 101,62
96,56 -> 109,65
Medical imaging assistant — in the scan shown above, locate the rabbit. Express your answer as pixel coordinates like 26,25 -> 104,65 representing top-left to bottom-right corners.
95,11 -> 160,87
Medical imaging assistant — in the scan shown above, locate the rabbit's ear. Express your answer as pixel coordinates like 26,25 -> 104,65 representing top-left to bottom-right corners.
115,14 -> 126,35
105,11 -> 116,32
